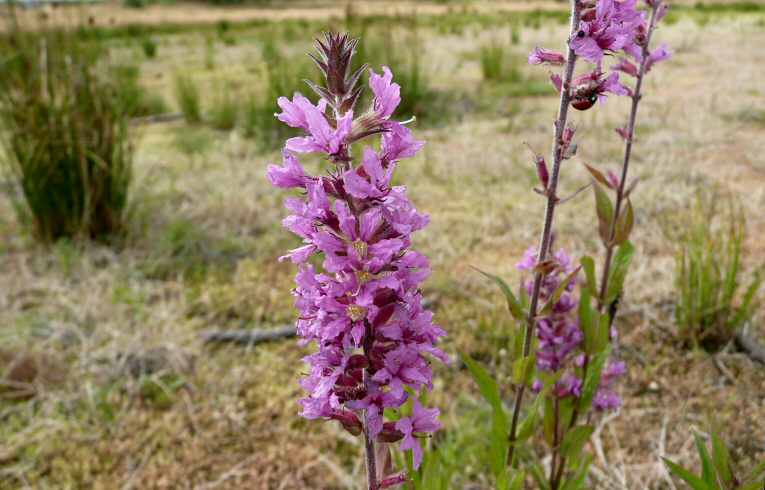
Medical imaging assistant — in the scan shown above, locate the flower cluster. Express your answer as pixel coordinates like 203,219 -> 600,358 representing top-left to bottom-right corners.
268,33 -> 446,474
529,0 -> 670,114
518,245 -> 625,411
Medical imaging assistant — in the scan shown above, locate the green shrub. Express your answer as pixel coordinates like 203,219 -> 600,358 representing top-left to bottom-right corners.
209,82 -> 239,131
666,193 -> 762,350
0,17 -> 134,242
140,36 -> 157,58
114,65 -> 169,117
174,74 -> 202,124
480,41 -> 506,81
663,431 -> 765,489
353,22 -> 439,122
243,39 -> 314,150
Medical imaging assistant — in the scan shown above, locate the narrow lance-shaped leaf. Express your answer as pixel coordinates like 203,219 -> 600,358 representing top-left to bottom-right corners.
462,355 -> 507,431
710,432 -> 733,485
473,267 -> 526,321
560,425 -> 595,459
583,163 -> 611,188
592,181 -> 614,245
579,285 -> 599,354
560,453 -> 593,490
580,255 -> 597,292
539,266 -> 582,316
694,433 -> 716,485
577,348 -> 610,414
662,458 -> 710,490
613,198 -> 635,245
606,241 -> 635,305
512,354 -> 537,386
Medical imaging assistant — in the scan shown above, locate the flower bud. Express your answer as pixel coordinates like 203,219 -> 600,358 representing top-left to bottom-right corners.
528,47 -> 565,66
380,473 -> 408,488
331,410 -> 363,436
378,422 -> 405,443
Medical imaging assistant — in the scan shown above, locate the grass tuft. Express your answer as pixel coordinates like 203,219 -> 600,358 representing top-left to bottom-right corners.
0,14 -> 134,243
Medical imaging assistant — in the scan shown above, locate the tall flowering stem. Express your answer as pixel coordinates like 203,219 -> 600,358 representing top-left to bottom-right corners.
267,33 -> 446,490
506,0 -> 583,467
550,1 -> 670,487
597,0 -> 666,307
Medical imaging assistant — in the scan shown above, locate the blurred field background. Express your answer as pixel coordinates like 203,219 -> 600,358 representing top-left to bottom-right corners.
0,0 -> 764,488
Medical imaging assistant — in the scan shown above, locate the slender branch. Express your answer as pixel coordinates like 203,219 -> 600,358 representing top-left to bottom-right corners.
598,2 -> 662,308
506,0 -> 582,467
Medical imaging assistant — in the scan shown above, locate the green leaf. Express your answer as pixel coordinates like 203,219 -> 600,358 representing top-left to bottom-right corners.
694,433 -> 715,484
593,181 -> 614,245
543,396 -> 556,445
747,458 -> 765,480
512,354 -> 536,386
577,349 -> 609,414
583,163 -> 611,188
473,267 -> 526,321
710,433 -> 733,485
613,198 -> 635,245
580,255 -> 597,293
560,425 -> 595,460
560,453 -> 593,490
540,266 -> 582,316
509,472 -> 525,490
662,457 -> 710,490
516,396 -> 542,442
729,271 -> 761,331
579,286 -> 599,354
606,241 -> 635,304
463,355 -> 509,476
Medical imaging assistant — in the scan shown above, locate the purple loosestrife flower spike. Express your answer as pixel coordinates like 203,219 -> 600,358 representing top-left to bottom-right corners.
268,33 -> 445,484
517,245 -> 625,409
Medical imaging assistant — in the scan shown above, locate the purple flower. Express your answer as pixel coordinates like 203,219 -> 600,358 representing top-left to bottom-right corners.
267,151 -> 309,189
395,399 -> 441,469
276,92 -> 328,131
570,69 -> 630,110
517,246 -> 581,372
612,57 -> 639,77
517,245 -> 624,412
269,55 -> 445,472
593,360 -> 626,411
528,47 -> 566,65
571,0 -> 644,63
645,43 -> 671,72
369,66 -> 401,119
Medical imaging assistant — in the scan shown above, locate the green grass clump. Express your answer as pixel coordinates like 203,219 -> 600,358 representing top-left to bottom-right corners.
209,82 -> 240,131
242,39 -> 314,150
0,15 -> 134,243
666,194 -> 762,350
114,65 -> 169,117
140,36 -> 157,58
174,74 -> 203,124
480,41 -> 508,82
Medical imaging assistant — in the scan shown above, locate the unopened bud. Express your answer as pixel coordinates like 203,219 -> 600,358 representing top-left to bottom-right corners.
380,473 -> 408,488
331,410 -> 363,436
378,422 -> 405,443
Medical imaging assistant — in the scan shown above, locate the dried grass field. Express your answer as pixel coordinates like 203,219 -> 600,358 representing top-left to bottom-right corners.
1,1 -> 764,488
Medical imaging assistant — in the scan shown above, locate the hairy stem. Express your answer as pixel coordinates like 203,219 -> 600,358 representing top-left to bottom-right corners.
506,0 -> 582,467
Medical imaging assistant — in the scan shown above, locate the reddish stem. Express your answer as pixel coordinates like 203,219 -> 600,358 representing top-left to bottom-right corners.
506,0 -> 582,468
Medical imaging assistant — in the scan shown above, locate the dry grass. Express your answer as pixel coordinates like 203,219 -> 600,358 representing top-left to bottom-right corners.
1,4 -> 765,489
